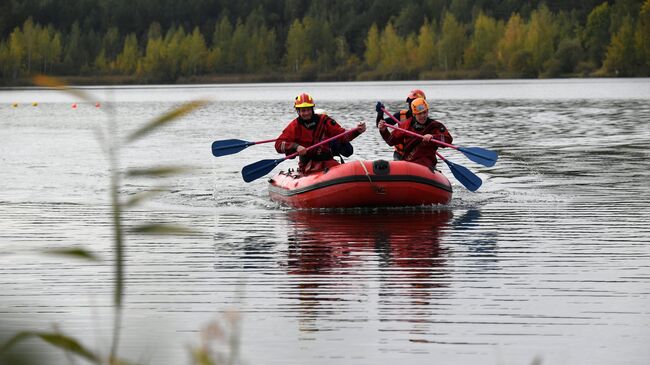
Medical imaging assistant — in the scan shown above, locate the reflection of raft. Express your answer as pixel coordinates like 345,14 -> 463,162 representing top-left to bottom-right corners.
268,160 -> 452,208
286,209 -> 453,274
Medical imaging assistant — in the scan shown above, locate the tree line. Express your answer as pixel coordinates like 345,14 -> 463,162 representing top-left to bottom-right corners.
1,0 -> 649,84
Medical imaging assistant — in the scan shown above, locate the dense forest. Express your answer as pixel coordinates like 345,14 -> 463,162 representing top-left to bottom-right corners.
1,0 -> 649,85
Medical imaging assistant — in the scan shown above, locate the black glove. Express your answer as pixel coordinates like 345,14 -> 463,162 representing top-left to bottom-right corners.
375,101 -> 384,113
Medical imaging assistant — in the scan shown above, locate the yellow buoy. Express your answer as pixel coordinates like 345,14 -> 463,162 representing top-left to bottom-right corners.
32,102 -> 38,106
12,103 -> 18,108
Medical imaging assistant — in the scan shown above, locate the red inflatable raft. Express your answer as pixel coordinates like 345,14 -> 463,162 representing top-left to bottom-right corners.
268,160 -> 452,208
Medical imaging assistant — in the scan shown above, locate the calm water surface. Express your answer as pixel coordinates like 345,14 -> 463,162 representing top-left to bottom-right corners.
1,79 -> 650,364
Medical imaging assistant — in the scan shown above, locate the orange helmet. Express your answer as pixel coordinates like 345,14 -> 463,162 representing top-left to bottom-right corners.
410,98 -> 429,115
294,93 -> 315,108
406,89 -> 426,102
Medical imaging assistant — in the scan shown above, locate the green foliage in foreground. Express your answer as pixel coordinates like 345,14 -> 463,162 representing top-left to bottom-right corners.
0,75 -> 240,365
0,0 -> 649,85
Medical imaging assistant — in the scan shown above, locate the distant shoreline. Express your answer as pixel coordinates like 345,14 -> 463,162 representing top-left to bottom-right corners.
1,70 -> 611,88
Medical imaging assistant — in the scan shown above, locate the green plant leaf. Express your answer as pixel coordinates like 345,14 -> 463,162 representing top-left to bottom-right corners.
45,248 -> 100,261
126,166 -> 193,178
123,188 -> 167,208
126,100 -> 207,143
190,348 -> 217,365
129,223 -> 198,235
32,75 -> 96,104
1,332 -> 99,363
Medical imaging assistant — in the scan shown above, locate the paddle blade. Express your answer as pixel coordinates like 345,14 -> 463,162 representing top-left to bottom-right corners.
458,146 -> 498,167
242,158 -> 284,182
444,159 -> 482,192
211,139 -> 251,157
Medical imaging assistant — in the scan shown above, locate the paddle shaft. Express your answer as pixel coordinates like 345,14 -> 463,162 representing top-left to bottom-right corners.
241,127 -> 361,182
380,106 -> 457,150
251,138 -> 276,145
283,127 -> 360,161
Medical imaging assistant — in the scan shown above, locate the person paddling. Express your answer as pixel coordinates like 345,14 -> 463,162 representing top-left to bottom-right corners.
275,93 -> 366,175
375,89 -> 427,160
378,97 -> 452,170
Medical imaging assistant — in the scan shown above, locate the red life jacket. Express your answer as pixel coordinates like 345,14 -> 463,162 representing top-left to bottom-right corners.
393,109 -> 409,157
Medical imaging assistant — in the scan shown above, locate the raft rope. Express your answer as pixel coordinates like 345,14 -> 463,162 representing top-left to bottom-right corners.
358,160 -> 385,195
358,160 -> 372,182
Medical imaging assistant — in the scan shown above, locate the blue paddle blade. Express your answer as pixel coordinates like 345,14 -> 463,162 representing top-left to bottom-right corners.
242,158 -> 284,182
444,159 -> 482,192
212,139 -> 252,157
457,146 -> 498,167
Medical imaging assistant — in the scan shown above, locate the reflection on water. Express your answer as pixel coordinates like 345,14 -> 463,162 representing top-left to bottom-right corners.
282,210 -> 454,336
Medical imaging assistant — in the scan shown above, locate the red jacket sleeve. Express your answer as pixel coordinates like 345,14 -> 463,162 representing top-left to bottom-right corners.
380,121 -> 407,146
431,121 -> 453,146
275,120 -> 300,155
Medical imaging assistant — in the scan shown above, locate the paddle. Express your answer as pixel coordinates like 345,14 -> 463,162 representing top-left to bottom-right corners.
211,138 -> 276,157
436,152 -> 482,192
377,108 -> 483,191
380,106 -> 498,167
241,128 -> 359,183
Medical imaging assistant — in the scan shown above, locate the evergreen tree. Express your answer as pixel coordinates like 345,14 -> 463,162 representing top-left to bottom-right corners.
306,17 -> 336,73
1,1 -> 649,82
525,5 -> 557,75
603,16 -> 638,76
165,26 -> 186,80
183,27 -> 208,75
636,0 -> 650,70
246,26 -> 278,72
229,20 -> 248,72
22,18 -> 37,74
334,35 -> 355,70
496,13 -> 530,75
464,12 -> 504,69
584,2 -> 611,67
94,49 -> 109,74
0,42 -> 9,79
147,22 -> 163,42
42,26 -> 62,74
285,18 -> 309,72
115,33 -> 139,74
210,16 -> 233,72
140,36 -> 165,79
7,28 -> 25,78
394,3 -> 423,37
62,22 -> 81,74
102,27 -> 121,60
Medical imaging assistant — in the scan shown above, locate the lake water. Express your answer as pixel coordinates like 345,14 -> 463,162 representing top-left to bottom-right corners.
1,79 -> 650,365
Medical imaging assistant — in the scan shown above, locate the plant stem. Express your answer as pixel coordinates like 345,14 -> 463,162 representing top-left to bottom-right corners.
107,116 -> 124,362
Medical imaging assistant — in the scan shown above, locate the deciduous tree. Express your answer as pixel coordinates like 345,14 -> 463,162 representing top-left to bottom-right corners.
438,12 -> 466,71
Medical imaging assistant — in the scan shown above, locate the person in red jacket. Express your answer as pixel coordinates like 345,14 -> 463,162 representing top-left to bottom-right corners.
275,93 -> 366,174
378,97 -> 452,169
375,89 -> 427,160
